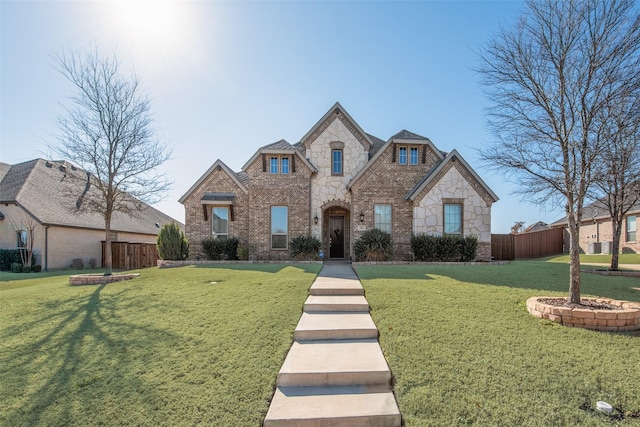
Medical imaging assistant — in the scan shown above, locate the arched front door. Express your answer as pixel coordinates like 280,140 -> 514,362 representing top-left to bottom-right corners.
329,215 -> 345,259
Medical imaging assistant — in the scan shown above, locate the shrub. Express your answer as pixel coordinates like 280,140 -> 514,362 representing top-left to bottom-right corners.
353,229 -> 393,262
32,265 -> 42,273
71,258 -> 84,269
22,265 -> 31,273
88,258 -> 97,269
201,237 -> 239,260
289,235 -> 322,260
156,222 -> 189,260
236,243 -> 249,261
11,262 -> 22,273
411,234 -> 478,262
1,249 -> 26,271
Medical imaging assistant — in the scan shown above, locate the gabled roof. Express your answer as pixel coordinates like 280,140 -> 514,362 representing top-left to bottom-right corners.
179,159 -> 248,204
550,198 -> 640,226
366,133 -> 386,159
241,139 -> 317,173
405,150 -> 499,203
0,159 -> 180,235
347,130 -> 445,190
299,102 -> 373,151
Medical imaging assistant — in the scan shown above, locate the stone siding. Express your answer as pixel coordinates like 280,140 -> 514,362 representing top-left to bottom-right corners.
413,162 -> 493,260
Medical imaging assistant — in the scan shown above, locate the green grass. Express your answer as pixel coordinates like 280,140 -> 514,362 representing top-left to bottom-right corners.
547,253 -> 640,265
0,264 -> 321,426
355,261 -> 640,427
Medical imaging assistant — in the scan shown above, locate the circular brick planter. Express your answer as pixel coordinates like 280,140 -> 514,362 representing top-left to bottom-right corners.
526,296 -> 640,332
69,273 -> 139,286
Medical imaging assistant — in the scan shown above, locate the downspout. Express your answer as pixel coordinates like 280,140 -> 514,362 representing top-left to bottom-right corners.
44,225 -> 49,271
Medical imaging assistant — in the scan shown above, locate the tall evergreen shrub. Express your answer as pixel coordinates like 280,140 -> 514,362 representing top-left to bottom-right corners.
156,222 -> 189,260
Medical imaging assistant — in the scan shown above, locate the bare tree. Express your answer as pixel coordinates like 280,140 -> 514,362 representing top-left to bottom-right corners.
591,91 -> 640,270
51,47 -> 171,275
477,0 -> 640,304
511,221 -> 525,235
10,213 -> 39,269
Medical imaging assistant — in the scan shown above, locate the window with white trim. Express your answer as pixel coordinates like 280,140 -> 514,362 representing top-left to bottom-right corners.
374,204 -> 392,234
410,147 -> 419,165
281,157 -> 290,174
212,207 -> 229,239
271,206 -> 288,249
16,230 -> 27,248
398,147 -> 407,165
444,204 -> 462,235
270,157 -> 278,174
627,215 -> 636,242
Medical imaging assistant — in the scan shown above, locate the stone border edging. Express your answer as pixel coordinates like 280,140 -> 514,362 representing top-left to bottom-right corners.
584,269 -> 640,277
69,273 -> 140,286
157,260 -> 323,268
526,296 -> 640,331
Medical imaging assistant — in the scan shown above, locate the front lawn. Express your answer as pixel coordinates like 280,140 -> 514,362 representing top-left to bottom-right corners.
547,253 -> 640,266
356,261 -> 640,426
0,264 -> 321,426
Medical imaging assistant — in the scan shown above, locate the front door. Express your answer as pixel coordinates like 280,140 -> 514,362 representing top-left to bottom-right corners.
329,216 -> 345,259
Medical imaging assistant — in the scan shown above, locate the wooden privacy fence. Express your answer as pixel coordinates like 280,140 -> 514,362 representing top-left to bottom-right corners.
492,227 -> 564,260
102,241 -> 159,270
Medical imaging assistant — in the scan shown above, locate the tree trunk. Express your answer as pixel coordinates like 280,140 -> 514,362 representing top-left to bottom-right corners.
567,216 -> 582,305
104,214 -> 113,276
610,218 -> 623,271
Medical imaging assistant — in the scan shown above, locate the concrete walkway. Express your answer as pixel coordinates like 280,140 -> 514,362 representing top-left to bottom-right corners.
264,263 -> 401,426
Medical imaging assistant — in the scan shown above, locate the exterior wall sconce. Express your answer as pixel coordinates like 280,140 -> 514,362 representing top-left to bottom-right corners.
314,215 -> 319,225
359,211 -> 365,222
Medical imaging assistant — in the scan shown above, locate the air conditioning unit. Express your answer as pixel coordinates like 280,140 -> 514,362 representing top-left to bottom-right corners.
600,241 -> 613,254
587,242 -> 601,254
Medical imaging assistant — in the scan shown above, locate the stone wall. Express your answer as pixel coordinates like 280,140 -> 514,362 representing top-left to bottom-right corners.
413,162 -> 493,260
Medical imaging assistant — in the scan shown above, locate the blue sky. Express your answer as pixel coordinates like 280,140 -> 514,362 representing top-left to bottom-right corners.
1,0 -> 566,233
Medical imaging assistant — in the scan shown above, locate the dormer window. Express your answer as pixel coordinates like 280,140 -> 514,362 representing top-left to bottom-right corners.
410,147 -> 419,165
332,149 -> 343,176
270,157 -> 278,174
281,157 -> 290,174
398,147 -> 407,165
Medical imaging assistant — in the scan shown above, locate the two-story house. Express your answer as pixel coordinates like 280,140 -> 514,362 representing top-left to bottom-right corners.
180,102 -> 498,261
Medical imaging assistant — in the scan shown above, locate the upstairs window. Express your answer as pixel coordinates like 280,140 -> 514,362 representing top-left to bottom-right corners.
374,204 -> 392,234
627,215 -> 636,242
281,157 -> 290,174
398,147 -> 407,165
444,204 -> 462,235
332,149 -> 343,176
270,157 -> 278,174
212,207 -> 229,239
410,147 -> 419,165
271,206 -> 288,249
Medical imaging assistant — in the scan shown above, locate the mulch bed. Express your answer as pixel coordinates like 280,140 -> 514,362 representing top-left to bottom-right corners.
537,297 -> 621,310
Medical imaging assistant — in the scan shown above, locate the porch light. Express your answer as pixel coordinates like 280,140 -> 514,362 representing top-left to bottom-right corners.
314,215 -> 318,225
359,211 -> 365,222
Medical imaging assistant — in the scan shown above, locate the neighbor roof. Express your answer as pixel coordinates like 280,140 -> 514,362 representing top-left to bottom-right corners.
550,199 -> 640,226
0,159 -> 180,235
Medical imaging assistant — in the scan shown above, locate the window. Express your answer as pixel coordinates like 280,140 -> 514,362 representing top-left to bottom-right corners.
374,204 -> 392,234
281,157 -> 290,174
16,230 -> 27,248
270,157 -> 278,174
212,207 -> 229,239
398,147 -> 407,165
627,215 -> 636,242
444,204 -> 462,235
410,147 -> 419,165
332,149 -> 343,175
271,206 -> 288,249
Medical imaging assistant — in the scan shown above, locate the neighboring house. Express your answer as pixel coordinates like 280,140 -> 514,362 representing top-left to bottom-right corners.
524,221 -> 549,233
0,159 -> 181,269
550,200 -> 639,254
180,103 -> 499,261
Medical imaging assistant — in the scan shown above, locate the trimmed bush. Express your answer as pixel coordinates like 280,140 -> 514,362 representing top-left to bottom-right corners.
411,234 -> 478,262
1,250 -> 25,271
71,258 -> 84,269
157,222 -> 189,260
201,237 -> 239,260
11,263 -> 22,273
236,243 -> 249,260
32,265 -> 42,273
353,229 -> 393,262
289,235 -> 322,260
88,258 -> 97,269
22,265 -> 31,273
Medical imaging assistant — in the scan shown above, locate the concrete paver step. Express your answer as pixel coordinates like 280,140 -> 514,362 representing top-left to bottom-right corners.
294,312 -> 378,341
277,339 -> 391,387
264,386 -> 401,427
309,277 -> 364,295
303,295 -> 369,312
